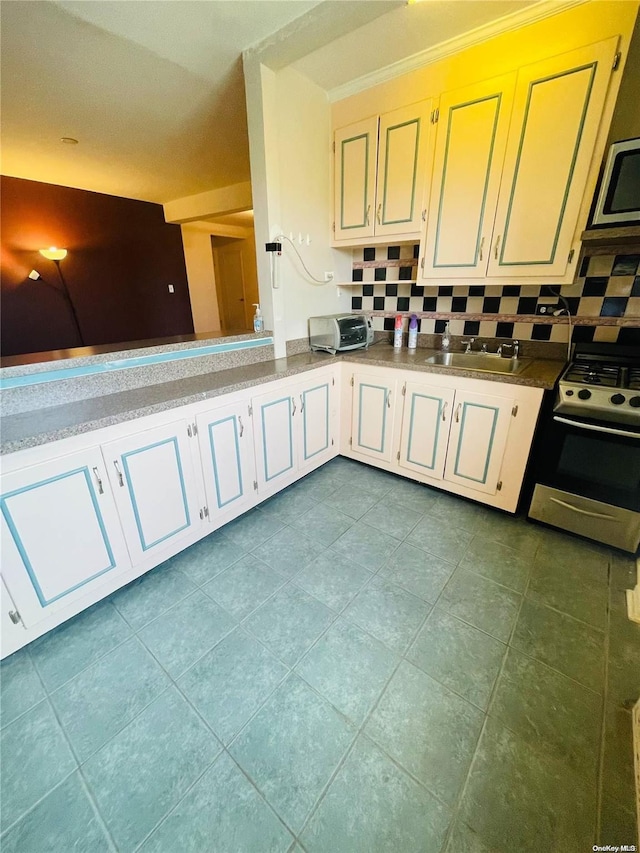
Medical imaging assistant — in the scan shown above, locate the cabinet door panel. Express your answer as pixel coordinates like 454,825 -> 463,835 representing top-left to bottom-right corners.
376,101 -> 432,237
421,74 -> 515,279
197,402 -> 256,526
253,391 -> 296,495
488,38 -> 616,277
299,379 -> 332,471
334,117 -> 378,241
399,383 -> 455,480
351,374 -> 396,463
0,449 -> 130,624
444,392 -> 513,494
103,422 -> 201,565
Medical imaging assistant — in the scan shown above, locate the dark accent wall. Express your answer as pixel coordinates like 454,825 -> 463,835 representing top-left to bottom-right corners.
1,176 -> 193,356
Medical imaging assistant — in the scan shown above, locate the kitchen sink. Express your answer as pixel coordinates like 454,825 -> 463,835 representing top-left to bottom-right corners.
424,352 -> 533,375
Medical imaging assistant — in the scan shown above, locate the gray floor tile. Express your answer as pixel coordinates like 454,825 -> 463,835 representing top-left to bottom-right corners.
438,567 -> 521,642
29,600 -> 132,691
332,522 -> 400,572
243,584 -> 335,666
535,528 -> 610,573
259,488 -> 319,524
607,608 -> 640,709
291,503 -> 352,546
511,598 -> 605,693
600,703 -> 637,817
0,773 -> 111,853
408,607 -> 506,710
599,794 -> 638,848
137,590 -> 236,678
202,554 -> 284,620
171,530 -> 245,585
459,535 -> 532,593
301,735 -> 451,853
407,517 -> 474,564
528,553 -> 609,630
0,700 -> 77,833
319,456 -> 365,482
294,550 -> 372,612
177,628 -> 288,745
50,637 -> 169,761
366,660 -> 483,805
83,687 -> 220,851
110,564 -> 197,630
382,477 -> 438,513
475,512 -> 540,554
361,497 -> 423,539
296,618 -> 397,724
139,752 -> 293,853
252,526 -> 324,578
291,467 -> 343,502
428,493 -> 486,533
345,578 -> 430,653
222,509 -> 285,551
490,647 -> 602,778
322,485 -> 379,520
444,818 -> 502,853
459,716 -> 597,853
380,542 -> 456,603
229,675 -> 355,833
341,465 -> 397,496
0,648 -> 46,729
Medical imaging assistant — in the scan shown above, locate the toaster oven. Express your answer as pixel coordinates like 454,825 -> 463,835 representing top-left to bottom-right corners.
309,314 -> 373,354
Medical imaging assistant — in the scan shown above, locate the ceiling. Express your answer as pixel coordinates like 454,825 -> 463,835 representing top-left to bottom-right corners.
1,0 -> 541,205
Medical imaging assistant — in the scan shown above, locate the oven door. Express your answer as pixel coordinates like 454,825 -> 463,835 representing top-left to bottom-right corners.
536,414 -> 640,512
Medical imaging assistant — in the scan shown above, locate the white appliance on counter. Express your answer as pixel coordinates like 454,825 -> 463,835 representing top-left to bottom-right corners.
309,314 -> 373,354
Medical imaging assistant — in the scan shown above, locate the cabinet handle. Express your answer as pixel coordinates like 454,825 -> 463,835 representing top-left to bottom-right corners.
387,390 -> 392,408
291,397 -> 297,416
365,204 -> 371,226
300,394 -> 305,413
238,416 -> 244,438
454,403 -> 461,423
441,401 -> 448,422
92,467 -> 104,495
494,234 -> 501,260
479,236 -> 485,262
113,460 -> 124,487
376,204 -> 382,225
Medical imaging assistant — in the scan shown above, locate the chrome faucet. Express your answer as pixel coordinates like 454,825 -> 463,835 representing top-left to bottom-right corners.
461,338 -> 475,354
513,339 -> 520,359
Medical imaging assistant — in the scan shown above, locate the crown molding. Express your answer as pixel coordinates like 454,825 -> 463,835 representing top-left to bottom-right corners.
327,0 -> 589,103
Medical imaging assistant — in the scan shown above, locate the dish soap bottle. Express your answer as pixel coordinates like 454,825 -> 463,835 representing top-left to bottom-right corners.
253,304 -> 264,333
408,314 -> 418,350
441,321 -> 451,351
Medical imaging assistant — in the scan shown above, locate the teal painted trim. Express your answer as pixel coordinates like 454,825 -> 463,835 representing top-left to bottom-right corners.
121,437 -> 190,551
1,467 -> 116,607
381,118 -> 420,226
302,383 -> 330,461
453,403 -> 498,484
261,397 -> 294,482
406,393 -> 442,470
208,415 -> 243,510
0,337 -> 274,390
357,382 -> 387,454
433,94 -> 501,269
499,62 -> 597,267
340,132 -> 370,231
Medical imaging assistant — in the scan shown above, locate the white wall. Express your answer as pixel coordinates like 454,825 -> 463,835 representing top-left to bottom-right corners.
244,57 -> 351,356
180,224 -> 221,333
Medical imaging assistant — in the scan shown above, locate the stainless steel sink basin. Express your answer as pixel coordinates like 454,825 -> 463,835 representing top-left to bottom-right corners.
424,352 -> 533,375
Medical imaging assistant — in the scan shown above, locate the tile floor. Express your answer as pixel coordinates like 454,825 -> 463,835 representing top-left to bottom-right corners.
1,456 -> 638,852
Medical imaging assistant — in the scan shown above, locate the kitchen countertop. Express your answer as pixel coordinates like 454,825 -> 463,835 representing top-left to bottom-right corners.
0,344 -> 565,455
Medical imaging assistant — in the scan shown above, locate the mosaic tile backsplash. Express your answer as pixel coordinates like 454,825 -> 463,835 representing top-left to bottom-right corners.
350,245 -> 640,345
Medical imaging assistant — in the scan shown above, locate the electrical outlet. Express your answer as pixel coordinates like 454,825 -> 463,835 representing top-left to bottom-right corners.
536,302 -> 560,315
168,284 -> 175,293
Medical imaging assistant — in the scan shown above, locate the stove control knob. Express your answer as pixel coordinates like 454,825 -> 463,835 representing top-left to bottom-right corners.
565,389 -> 574,396
611,394 -> 626,405
629,396 -> 640,408
578,389 -> 591,400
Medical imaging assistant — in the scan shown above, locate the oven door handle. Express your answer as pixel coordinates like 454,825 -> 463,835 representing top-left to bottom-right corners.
552,415 -> 640,440
548,497 -> 620,521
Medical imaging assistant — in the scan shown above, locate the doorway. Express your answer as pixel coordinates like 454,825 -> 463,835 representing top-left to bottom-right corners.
212,235 -> 259,333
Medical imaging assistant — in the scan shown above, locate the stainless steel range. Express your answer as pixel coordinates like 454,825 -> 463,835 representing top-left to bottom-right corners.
529,343 -> 640,553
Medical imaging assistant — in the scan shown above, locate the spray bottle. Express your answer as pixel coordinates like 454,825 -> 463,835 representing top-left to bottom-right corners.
408,314 -> 418,350
393,314 -> 403,349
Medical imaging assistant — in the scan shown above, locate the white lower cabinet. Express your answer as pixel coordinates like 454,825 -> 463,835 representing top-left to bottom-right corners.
0,447 -> 131,626
196,400 -> 257,527
102,420 -> 204,566
351,372 -> 400,464
398,381 -> 454,480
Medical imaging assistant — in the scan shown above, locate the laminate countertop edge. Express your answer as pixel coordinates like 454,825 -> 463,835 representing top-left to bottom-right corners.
0,346 -> 565,455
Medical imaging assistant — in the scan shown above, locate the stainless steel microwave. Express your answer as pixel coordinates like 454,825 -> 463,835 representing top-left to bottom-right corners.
592,137 -> 640,226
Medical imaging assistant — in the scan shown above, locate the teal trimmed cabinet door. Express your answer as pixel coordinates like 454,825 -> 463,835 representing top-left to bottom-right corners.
351,373 -> 398,464
252,386 -> 297,498
102,420 -> 203,566
443,390 -> 514,495
196,400 -> 257,527
333,117 -> 378,242
398,381 -> 455,481
297,375 -> 335,474
0,447 -> 131,626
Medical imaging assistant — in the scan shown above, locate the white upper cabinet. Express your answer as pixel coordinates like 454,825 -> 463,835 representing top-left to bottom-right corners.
333,101 -> 432,244
420,73 -> 516,279
487,37 -> 617,278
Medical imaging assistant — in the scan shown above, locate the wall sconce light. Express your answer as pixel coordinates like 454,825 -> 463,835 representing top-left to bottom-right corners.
37,247 -> 85,346
39,247 -> 68,261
